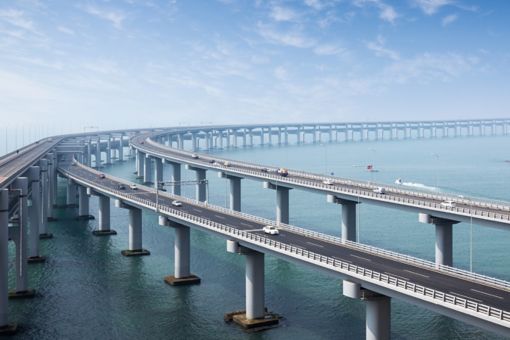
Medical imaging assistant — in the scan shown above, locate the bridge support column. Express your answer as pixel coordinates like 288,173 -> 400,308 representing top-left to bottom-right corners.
263,182 -> 291,224
186,165 -> 207,202
143,154 -> 153,185
327,195 -> 358,242
136,150 -> 144,178
225,241 -> 279,329
118,135 -> 124,161
95,139 -> 101,168
0,189 -> 17,334
38,159 -> 51,239
220,173 -> 242,211
77,186 -> 94,220
159,217 -> 201,285
168,161 -> 181,195
9,178 -> 35,299
154,157 -> 163,189
66,179 -> 78,210
115,201 -> 150,256
92,194 -> 116,236
27,166 -> 45,263
47,152 -> 57,220
106,136 -> 112,165
364,290 -> 391,340
419,213 -> 459,267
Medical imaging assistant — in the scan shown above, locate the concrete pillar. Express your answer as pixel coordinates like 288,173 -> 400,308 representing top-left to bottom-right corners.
249,130 -> 253,146
220,173 -> 242,211
106,136 -> 112,165
365,294 -> 391,340
77,186 -> 92,219
143,154 -> 153,185
246,250 -> 265,319
120,206 -> 149,256
118,135 -> 124,161
0,189 -> 13,332
169,161 -> 181,196
66,178 -> 78,207
86,140 -> 92,167
27,166 -> 44,263
95,139 -> 101,168
342,200 -> 357,242
191,133 -> 197,151
195,169 -> 207,202
136,150 -> 144,178
419,214 -> 457,267
92,194 -> 116,236
276,187 -> 289,224
10,177 -> 35,298
160,218 -> 201,285
177,134 -> 184,149
38,159 -> 50,238
154,157 -> 163,189
47,152 -> 57,218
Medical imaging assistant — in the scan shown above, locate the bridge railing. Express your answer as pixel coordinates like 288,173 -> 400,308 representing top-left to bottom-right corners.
60,165 -> 510,326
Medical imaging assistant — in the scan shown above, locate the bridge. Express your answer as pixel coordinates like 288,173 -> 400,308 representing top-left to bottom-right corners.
1,118 -> 510,339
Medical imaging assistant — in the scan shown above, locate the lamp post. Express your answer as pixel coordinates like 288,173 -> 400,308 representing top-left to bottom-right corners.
155,179 -> 209,213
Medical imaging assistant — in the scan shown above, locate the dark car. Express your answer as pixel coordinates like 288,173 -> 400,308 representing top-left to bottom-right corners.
118,184 -> 126,190
208,159 -> 215,163
99,174 -> 106,179
261,168 -> 268,173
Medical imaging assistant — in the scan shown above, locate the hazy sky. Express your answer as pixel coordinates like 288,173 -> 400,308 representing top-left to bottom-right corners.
0,0 -> 509,132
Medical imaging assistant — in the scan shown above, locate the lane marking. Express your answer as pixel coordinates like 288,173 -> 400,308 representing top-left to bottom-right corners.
289,243 -> 306,250
192,208 -> 202,213
350,254 -> 371,262
470,289 -> 504,300
333,256 -> 351,263
449,292 -> 482,303
214,214 -> 226,219
403,269 -> 429,278
240,222 -> 255,227
384,272 -> 409,281
306,241 -> 324,248
244,229 -> 264,233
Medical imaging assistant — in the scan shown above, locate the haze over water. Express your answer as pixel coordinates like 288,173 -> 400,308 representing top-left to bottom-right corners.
6,135 -> 510,339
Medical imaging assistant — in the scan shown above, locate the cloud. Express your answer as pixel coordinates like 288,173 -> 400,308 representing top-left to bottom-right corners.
83,6 -> 125,29
274,66 -> 288,80
412,0 -> 452,15
366,36 -> 400,60
441,14 -> 458,26
352,0 -> 398,23
57,25 -> 75,35
304,0 -> 324,10
313,44 -> 346,56
257,23 -> 315,48
270,6 -> 298,22
0,9 -> 37,33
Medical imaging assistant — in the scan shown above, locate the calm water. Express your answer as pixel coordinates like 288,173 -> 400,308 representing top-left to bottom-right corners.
7,136 -> 510,339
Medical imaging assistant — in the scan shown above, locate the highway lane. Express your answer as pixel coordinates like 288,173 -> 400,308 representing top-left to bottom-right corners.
61,160 -> 510,313
130,133 -> 510,225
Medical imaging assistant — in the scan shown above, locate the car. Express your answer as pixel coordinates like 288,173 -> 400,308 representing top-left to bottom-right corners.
99,174 -> 106,179
129,184 -> 138,190
140,141 -> 144,144
322,179 -> 334,185
262,225 -> 279,235
224,161 -> 231,167
71,162 -> 77,166
440,200 -> 456,208
373,187 -> 386,194
277,168 -> 289,177
172,200 -> 183,207
261,168 -> 269,173
208,159 -> 215,163
191,153 -> 199,159
118,184 -> 126,190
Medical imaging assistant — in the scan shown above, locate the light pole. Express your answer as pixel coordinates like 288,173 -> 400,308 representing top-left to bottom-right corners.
155,179 -> 209,213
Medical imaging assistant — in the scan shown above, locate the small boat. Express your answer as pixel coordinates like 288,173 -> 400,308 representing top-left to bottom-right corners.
395,178 -> 402,185
366,164 -> 379,172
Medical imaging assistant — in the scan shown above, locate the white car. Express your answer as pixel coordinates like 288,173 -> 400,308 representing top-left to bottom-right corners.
172,200 -> 183,207
191,153 -> 199,159
129,184 -> 138,190
322,179 -> 334,185
262,225 -> 279,235
440,200 -> 456,208
373,187 -> 386,194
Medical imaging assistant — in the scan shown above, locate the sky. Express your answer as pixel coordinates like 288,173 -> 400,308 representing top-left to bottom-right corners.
0,0 -> 509,134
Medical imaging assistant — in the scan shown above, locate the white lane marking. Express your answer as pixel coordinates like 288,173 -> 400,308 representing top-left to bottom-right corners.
470,289 -> 504,300
449,292 -> 482,303
306,241 -> 324,248
214,214 -> 226,219
384,272 -> 409,281
244,229 -> 264,233
333,256 -> 351,263
289,243 -> 306,250
350,254 -> 371,262
192,208 -> 202,213
403,269 -> 429,278
240,222 -> 254,227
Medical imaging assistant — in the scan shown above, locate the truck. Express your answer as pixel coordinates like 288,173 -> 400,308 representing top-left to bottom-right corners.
277,168 -> 289,177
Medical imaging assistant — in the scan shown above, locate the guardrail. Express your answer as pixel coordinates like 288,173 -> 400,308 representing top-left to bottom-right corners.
59,164 -> 510,326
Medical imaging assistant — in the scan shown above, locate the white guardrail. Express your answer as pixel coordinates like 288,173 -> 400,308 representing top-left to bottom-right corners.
60,163 -> 510,325
140,136 -> 510,222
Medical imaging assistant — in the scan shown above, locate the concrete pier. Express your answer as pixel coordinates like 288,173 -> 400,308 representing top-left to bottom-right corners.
27,166 -> 45,263
419,213 -> 458,267
263,182 -> 290,224
0,189 -> 17,334
169,161 -> 181,195
143,155 -> 153,185
220,173 -> 242,211
116,202 -> 149,256
154,157 -> 163,189
160,218 -> 200,285
327,195 -> 358,242
136,150 -> 144,178
363,290 -> 391,340
186,165 -> 207,202
38,159 -> 50,238
226,241 -> 279,329
66,178 -> 78,208
77,185 -> 94,220
9,177 -> 35,299
93,194 -> 116,236
95,139 -> 101,168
